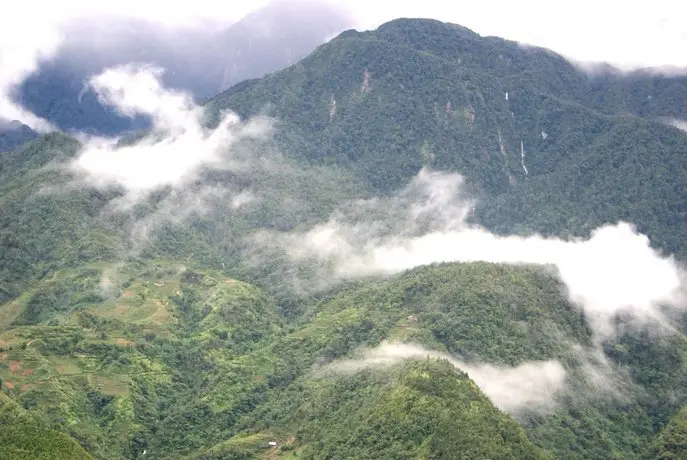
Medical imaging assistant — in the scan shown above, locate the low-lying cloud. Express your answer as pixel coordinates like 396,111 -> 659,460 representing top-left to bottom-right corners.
55,65 -> 687,343
318,341 -> 566,414
127,186 -> 231,248
52,64 -> 274,258
665,118 -> 687,132
263,168 -> 686,338
70,64 -> 271,199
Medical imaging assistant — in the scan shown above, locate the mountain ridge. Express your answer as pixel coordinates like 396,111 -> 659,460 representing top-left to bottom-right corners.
0,121 -> 39,152
206,17 -> 687,257
1,16 -> 687,460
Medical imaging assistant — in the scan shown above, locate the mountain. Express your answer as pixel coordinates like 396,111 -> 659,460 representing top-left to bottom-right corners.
1,262 -> 568,459
2,16 -> 687,460
197,358 -> 543,459
211,0 -> 354,90
650,403 -> 687,459
207,18 -> 687,258
1,259 -> 685,459
0,391 -> 92,459
0,120 -> 39,151
15,0 -> 353,135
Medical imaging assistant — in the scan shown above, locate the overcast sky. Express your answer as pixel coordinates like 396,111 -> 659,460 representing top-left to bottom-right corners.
2,0 -> 687,128
9,0 -> 679,68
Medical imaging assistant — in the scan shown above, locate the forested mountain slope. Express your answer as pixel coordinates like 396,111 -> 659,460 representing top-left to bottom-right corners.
207,18 -> 687,257
3,261 -> 685,459
0,391 -> 92,459
1,16 -> 687,460
0,262 -> 561,458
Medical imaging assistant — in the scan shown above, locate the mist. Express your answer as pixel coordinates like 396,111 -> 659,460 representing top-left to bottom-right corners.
59,61 -> 372,270
70,64 -> 271,199
2,0 -> 354,132
52,63 -> 687,344
318,341 -> 566,414
263,168 -> 686,338
665,118 -> 687,132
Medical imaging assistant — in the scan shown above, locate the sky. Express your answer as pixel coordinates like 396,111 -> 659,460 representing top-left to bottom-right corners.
4,0 -> 685,65
1,0 -> 687,128
351,0 -> 687,70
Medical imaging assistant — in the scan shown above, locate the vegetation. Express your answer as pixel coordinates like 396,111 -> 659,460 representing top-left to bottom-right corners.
1,16 -> 687,460
0,260 -> 685,459
0,391 -> 92,459
202,359 -> 542,459
650,404 -> 687,459
207,18 -> 687,258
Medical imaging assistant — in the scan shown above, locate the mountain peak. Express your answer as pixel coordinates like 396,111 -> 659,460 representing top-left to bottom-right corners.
0,120 -> 39,151
375,17 -> 482,40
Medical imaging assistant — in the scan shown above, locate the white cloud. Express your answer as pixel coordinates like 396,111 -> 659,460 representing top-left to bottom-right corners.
71,64 -> 271,195
319,341 -> 566,413
0,0 -> 268,128
345,0 -> 687,71
89,65 -> 199,132
2,0 -> 687,128
266,168 -> 687,338
98,262 -> 125,299
230,190 -> 256,210
0,11 -> 61,131
664,118 -> 687,132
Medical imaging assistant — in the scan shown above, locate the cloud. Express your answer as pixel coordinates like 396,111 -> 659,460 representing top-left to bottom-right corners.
70,64 -> 271,197
47,64 -> 271,257
98,262 -> 126,299
345,0 -> 687,71
0,1 -> 268,128
230,190 -> 256,210
664,118 -> 687,132
126,186 -> 230,249
318,341 -> 566,414
3,0 -> 687,128
88,65 -> 198,131
0,11 -> 61,131
264,168 -> 686,338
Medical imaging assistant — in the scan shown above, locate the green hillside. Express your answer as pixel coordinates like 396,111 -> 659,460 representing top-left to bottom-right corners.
196,359 -> 542,460
650,403 -> 687,459
1,16 -> 687,460
1,260 -> 685,458
206,18 -> 687,257
0,121 -> 38,153
2,18 -> 686,301
0,133 -> 124,304
0,391 -> 92,459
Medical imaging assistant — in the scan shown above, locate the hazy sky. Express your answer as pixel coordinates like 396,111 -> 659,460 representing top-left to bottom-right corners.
1,0 -> 687,127
6,0 -> 680,67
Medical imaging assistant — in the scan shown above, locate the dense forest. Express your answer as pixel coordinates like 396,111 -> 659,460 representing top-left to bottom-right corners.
207,18 -> 687,258
1,17 -> 687,460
